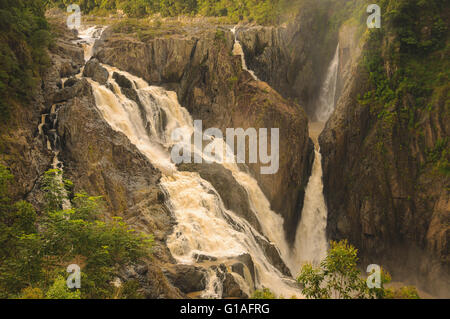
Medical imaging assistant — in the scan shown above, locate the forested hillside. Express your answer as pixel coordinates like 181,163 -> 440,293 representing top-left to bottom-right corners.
48,0 -> 298,24
0,0 -> 51,119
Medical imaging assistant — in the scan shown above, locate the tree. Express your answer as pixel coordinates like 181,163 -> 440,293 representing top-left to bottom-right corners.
45,275 -> 81,299
297,240 -> 418,299
0,166 -> 153,298
252,288 -> 276,299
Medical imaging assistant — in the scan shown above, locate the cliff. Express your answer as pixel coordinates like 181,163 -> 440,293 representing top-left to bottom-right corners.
320,1 -> 449,297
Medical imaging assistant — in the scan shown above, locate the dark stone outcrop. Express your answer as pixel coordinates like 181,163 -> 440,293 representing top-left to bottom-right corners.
83,58 -> 109,84
53,78 -> 92,103
163,265 -> 208,293
235,253 -> 256,285
254,235 -> 291,277
222,273 -> 249,298
113,71 -> 133,89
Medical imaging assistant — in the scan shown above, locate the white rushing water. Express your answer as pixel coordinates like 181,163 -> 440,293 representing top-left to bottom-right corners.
76,25 -> 105,61
231,26 -> 259,81
315,44 -> 339,122
289,145 -> 328,269
78,26 -> 303,298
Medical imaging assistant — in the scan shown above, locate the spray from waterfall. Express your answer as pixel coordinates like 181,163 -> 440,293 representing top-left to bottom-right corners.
315,44 -> 339,122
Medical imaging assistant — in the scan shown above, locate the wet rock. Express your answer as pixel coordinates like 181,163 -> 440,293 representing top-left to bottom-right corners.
120,263 -> 183,299
231,263 -> 245,278
235,253 -> 256,284
64,77 -> 78,88
53,78 -> 91,103
163,265 -> 208,293
113,72 -> 133,89
222,273 -> 249,299
193,253 -> 218,262
255,235 -> 291,277
83,58 -> 109,85
106,82 -> 116,94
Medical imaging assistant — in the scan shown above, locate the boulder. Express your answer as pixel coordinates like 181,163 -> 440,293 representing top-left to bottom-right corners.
83,58 -> 109,85
113,71 -> 133,89
222,273 -> 249,299
163,265 -> 208,293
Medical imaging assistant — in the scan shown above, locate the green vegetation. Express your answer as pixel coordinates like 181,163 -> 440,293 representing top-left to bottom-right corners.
0,165 -> 153,299
48,0 -> 304,24
359,0 -> 449,174
297,240 -> 420,299
251,288 -> 276,299
0,0 -> 52,120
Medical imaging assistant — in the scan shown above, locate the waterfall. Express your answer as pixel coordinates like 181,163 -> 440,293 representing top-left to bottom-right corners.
88,66 -> 302,298
287,45 -> 341,275
315,44 -> 339,122
37,26 -> 105,210
77,27 -> 303,297
38,103 -> 71,210
76,25 -> 105,61
231,26 -> 259,81
289,137 -> 328,270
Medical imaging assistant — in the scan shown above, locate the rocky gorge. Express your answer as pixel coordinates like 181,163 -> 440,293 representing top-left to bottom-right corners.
1,0 -> 448,299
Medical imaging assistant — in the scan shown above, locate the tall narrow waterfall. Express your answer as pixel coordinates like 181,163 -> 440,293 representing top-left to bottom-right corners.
315,44 -> 339,122
231,26 -> 259,81
289,44 -> 340,273
289,123 -> 328,269
79,26 -> 303,298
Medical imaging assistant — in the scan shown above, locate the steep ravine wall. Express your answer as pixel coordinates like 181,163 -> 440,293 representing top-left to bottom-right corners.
320,29 -> 449,298
236,6 -> 339,119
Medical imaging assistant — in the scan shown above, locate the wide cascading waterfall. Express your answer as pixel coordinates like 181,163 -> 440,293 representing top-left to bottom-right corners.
86,61 -> 302,297
315,44 -> 339,122
231,26 -> 259,81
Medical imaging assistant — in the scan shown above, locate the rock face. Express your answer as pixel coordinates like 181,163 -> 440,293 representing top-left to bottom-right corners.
163,265 -> 208,294
95,26 -> 314,245
0,21 -> 85,206
320,31 -> 450,297
2,20 -> 186,299
236,5 -> 340,118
